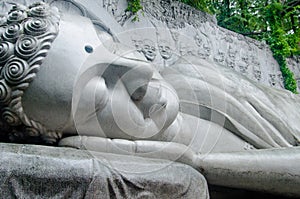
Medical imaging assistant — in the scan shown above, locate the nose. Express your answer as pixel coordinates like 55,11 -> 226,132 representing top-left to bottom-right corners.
137,80 -> 179,130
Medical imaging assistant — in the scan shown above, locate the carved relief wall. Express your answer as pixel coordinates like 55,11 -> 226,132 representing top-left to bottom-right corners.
287,56 -> 300,92
141,0 -> 285,89
121,0 -> 285,89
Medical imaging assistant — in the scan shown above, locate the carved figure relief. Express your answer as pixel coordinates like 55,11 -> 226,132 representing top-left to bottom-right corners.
237,60 -> 249,75
257,40 -> 266,50
287,57 -> 300,76
170,29 -> 179,42
297,79 -> 300,91
277,71 -> 284,88
158,40 -> 173,60
179,42 -> 192,57
237,34 -> 244,41
270,59 -> 278,69
143,0 -> 215,29
194,33 -> 203,47
129,0 -> 282,89
208,22 -> 217,36
225,46 -> 237,69
170,3 -> 180,19
214,50 -> 225,65
241,54 -> 249,65
116,10 -> 132,26
143,0 -> 164,19
236,51 -> 250,75
197,43 -> 210,60
131,36 -> 143,52
269,73 -> 277,87
252,66 -> 262,82
141,39 -> 156,61
250,56 -> 260,67
228,46 -> 237,59
203,43 -> 211,56
103,0 -> 119,16
287,58 -> 296,71
222,32 -> 234,43
225,57 -> 236,70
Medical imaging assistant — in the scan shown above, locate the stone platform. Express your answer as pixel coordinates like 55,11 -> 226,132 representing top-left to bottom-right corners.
0,143 -> 208,199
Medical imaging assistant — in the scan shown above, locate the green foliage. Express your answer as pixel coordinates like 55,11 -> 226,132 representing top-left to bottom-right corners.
126,0 -> 143,21
180,0 -> 299,93
275,54 -> 298,93
263,1 -> 299,93
268,29 -> 298,93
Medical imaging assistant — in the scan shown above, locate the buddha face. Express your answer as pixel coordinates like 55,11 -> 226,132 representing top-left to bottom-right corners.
214,50 -> 225,63
198,48 -> 206,59
253,67 -> 262,81
297,79 -> 300,90
17,9 -> 179,142
203,44 -> 211,55
269,74 -> 276,86
158,40 -> 173,60
228,46 -> 237,59
132,36 -> 143,52
194,34 -> 202,47
238,61 -> 248,74
277,72 -> 283,82
241,54 -> 249,64
170,30 -> 179,41
277,72 -> 284,87
141,39 -> 156,61
179,42 -> 196,56
226,58 -> 235,69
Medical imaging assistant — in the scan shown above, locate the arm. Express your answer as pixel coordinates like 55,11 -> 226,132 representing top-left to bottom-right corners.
59,136 -> 300,197
58,135 -> 198,168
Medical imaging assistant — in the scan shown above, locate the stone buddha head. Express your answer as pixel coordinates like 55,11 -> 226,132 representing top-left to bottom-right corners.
0,2 -> 61,143
0,2 -> 179,145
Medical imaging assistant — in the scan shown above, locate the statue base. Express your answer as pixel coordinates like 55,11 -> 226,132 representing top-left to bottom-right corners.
0,143 -> 208,198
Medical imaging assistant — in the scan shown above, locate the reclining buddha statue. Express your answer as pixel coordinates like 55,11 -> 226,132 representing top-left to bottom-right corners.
0,1 -> 300,196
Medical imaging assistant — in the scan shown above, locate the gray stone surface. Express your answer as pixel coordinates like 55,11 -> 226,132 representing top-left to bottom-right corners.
287,56 -> 300,92
197,146 -> 300,197
0,142 -> 209,199
59,136 -> 300,198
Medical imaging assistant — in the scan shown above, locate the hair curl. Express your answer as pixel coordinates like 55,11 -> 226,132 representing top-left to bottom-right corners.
0,2 -> 61,144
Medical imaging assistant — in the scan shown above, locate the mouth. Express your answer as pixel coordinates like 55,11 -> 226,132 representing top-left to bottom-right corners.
146,52 -> 155,57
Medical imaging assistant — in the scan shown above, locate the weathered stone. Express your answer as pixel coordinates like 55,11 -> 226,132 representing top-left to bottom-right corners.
287,56 -> 300,92
0,142 -> 209,199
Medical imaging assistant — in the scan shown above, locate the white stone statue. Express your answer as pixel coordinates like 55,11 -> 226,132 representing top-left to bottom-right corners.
0,1 -> 300,197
